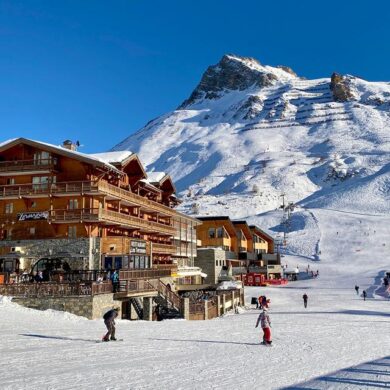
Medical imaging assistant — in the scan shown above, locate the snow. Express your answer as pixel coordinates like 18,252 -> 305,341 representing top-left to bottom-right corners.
1,208 -> 390,389
146,171 -> 167,183
89,151 -> 133,164
1,263 -> 389,389
1,56 -> 390,388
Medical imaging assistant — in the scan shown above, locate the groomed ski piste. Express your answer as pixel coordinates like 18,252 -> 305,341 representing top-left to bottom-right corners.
1,207 -> 389,390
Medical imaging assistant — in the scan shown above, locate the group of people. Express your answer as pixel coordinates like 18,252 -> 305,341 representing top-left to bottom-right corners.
354,285 -> 367,300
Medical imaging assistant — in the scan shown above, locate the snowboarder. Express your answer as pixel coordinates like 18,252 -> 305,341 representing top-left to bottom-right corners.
255,307 -> 272,346
102,307 -> 119,341
355,285 -> 359,295
362,290 -> 367,301
302,293 -> 308,308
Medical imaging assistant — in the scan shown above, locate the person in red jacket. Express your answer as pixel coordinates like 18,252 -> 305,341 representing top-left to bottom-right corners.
255,307 -> 272,345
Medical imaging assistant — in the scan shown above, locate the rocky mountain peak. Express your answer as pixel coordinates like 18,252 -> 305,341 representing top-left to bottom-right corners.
179,54 -> 297,108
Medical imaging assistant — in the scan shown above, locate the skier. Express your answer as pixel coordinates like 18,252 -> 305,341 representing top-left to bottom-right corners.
302,293 -> 308,308
102,307 -> 119,341
261,295 -> 268,308
354,285 -> 359,295
362,290 -> 367,301
255,307 -> 272,346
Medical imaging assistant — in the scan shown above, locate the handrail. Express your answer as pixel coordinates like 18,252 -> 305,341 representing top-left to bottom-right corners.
148,279 -> 182,310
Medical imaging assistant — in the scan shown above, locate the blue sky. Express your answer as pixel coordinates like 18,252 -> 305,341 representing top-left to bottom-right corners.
1,0 -> 390,152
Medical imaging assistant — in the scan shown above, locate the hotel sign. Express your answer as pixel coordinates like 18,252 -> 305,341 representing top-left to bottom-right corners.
17,211 -> 49,221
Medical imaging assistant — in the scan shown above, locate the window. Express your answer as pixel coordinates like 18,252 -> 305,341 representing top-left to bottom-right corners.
208,228 -> 215,238
217,227 -> 224,238
31,201 -> 37,208
68,226 -> 77,238
5,203 -> 13,214
29,227 -> 36,236
69,199 -> 78,210
32,176 -> 49,190
6,178 -> 15,185
33,151 -> 50,165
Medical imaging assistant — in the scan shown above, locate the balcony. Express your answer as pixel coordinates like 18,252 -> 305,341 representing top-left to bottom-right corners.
0,159 -> 58,176
0,208 -> 176,236
0,180 -> 178,217
152,243 -> 177,254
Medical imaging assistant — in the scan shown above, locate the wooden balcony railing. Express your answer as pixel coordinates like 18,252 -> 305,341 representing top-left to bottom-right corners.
117,279 -> 155,295
0,159 -> 58,173
119,269 -> 171,280
100,209 -> 175,235
0,180 -> 181,218
97,181 -> 176,217
151,243 -> 177,254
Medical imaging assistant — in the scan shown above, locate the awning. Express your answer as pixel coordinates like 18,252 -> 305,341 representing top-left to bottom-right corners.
200,272 -> 208,278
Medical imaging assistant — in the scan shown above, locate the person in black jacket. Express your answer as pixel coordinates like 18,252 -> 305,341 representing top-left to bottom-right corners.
102,307 -> 119,341
303,293 -> 308,308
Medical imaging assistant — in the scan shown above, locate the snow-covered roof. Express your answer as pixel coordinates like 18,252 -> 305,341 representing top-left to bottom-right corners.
139,179 -> 162,192
89,151 -> 133,165
0,138 -> 123,175
146,171 -> 167,183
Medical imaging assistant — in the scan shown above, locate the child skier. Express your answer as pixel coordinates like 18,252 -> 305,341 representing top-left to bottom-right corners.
255,307 -> 272,346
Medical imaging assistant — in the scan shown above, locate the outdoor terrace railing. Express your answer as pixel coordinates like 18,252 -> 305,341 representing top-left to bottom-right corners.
0,281 -> 111,297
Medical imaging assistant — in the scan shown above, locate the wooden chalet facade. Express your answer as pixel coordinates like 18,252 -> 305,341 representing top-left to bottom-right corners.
0,138 -> 200,273
195,216 -> 280,284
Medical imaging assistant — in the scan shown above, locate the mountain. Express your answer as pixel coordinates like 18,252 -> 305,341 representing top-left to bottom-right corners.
112,54 -> 390,260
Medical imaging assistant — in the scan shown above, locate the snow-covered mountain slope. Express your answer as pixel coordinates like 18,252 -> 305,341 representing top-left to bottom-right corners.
113,54 -> 390,260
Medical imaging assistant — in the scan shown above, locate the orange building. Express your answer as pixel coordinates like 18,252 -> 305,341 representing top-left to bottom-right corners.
0,138 -> 200,273
195,216 -> 280,284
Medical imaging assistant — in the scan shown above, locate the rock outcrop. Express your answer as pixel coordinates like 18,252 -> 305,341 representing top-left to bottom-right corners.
330,72 -> 355,102
180,55 -> 282,108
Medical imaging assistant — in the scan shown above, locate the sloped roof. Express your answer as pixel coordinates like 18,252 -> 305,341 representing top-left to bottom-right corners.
0,138 -> 123,175
146,171 -> 168,183
89,151 -> 133,165
249,225 -> 274,242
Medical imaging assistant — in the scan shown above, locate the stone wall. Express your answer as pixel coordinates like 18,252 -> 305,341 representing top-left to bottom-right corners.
195,248 -> 226,284
13,292 -> 118,320
0,237 -> 101,271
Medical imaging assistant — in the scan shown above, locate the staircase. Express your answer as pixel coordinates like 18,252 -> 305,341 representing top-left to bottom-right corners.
148,279 -> 182,319
129,297 -> 143,319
